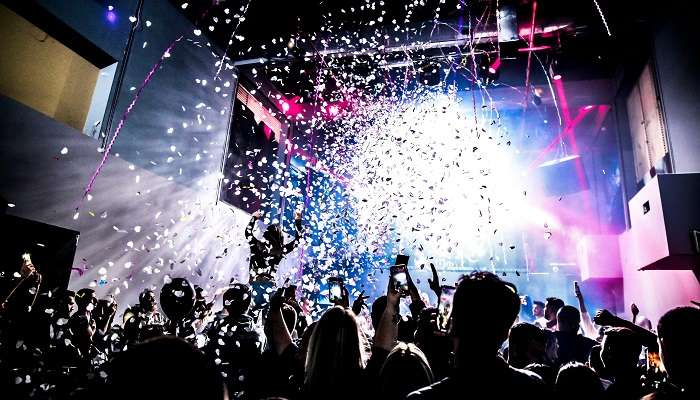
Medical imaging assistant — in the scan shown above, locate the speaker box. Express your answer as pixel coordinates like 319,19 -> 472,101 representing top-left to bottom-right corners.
627,173 -> 700,271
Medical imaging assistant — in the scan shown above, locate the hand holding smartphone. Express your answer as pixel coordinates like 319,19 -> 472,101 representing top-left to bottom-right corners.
390,264 -> 409,295
438,285 -> 456,332
328,277 -> 344,303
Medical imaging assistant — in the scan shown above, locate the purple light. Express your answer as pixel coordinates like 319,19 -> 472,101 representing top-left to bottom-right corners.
106,10 -> 117,24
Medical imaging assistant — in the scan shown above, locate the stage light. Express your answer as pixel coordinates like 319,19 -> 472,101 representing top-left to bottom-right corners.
106,9 -> 117,24
488,58 -> 501,74
281,102 -> 290,113
549,62 -> 562,80
531,87 -> 543,106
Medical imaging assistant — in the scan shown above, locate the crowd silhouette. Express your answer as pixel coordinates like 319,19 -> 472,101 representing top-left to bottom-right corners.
1,248 -> 698,400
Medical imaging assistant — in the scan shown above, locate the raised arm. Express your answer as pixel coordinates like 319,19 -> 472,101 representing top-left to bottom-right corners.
406,268 -> 426,320
245,211 -> 262,246
574,281 -> 596,338
282,211 -> 304,254
269,288 -> 293,356
374,276 -> 400,351
594,309 -> 658,348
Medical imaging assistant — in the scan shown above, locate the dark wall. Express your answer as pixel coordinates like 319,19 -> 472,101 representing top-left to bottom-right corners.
653,12 -> 700,173
34,0 -> 137,60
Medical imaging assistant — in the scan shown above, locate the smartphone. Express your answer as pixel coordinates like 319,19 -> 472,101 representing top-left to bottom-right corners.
390,264 -> 409,295
438,285 -> 456,331
395,254 -> 410,267
328,278 -> 343,302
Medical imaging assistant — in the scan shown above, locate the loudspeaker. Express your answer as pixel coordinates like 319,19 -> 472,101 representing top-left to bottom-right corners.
627,173 -> 700,270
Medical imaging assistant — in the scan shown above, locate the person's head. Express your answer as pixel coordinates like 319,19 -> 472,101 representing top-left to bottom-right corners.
555,362 -> 603,398
305,306 -> 367,388
556,305 -> 581,334
75,288 -> 97,312
508,322 -> 547,368
588,344 -> 606,377
371,295 -> 388,329
223,283 -> 252,317
265,303 -> 297,337
379,342 -> 434,400
545,297 -> 564,321
263,223 -> 284,247
525,363 -> 556,388
138,289 -> 157,312
543,329 -> 559,365
533,301 -> 545,318
95,297 -> 116,323
657,306 -> 700,388
109,336 -> 225,400
451,271 -> 520,360
69,311 -> 95,347
55,289 -> 76,317
600,327 -> 642,376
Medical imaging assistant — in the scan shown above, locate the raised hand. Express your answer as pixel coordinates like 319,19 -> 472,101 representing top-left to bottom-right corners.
427,263 -> 442,299
294,210 -> 302,221
252,210 -> 261,219
593,309 -> 617,326
352,290 -> 369,315
631,303 -> 639,317
269,288 -> 285,312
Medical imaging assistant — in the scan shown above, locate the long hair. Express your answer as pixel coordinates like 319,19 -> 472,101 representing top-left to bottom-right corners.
304,306 -> 367,389
379,342 -> 435,400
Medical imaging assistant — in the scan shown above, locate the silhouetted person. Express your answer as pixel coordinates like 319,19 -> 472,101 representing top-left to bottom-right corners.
555,305 -> 596,365
204,283 -> 264,397
508,322 -> 548,369
533,300 -> 545,321
541,297 -> 564,330
302,306 -> 367,399
643,307 -> 700,400
246,210 -> 303,282
69,288 -> 97,352
407,271 -> 544,398
600,327 -> 643,399
555,361 -> 604,399
124,289 -> 165,344
108,336 -> 225,400
250,303 -> 298,399
379,342 -> 435,400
